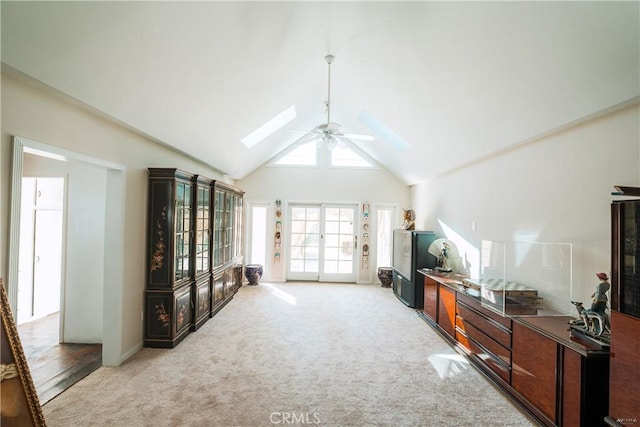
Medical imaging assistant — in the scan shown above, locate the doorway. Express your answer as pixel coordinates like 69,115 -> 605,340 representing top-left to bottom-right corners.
17,177 -> 65,326
374,205 -> 396,271
8,136 -> 126,369
287,203 -> 357,282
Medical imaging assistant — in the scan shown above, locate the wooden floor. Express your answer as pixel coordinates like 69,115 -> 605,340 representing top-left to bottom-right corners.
17,312 -> 102,405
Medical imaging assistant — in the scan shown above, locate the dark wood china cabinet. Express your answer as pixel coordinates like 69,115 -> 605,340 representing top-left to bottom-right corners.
211,181 -> 244,316
144,169 -> 243,348
606,186 -> 640,426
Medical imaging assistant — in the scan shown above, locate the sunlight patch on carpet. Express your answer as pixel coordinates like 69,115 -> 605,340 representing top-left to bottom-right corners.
428,353 -> 471,379
262,283 -> 297,305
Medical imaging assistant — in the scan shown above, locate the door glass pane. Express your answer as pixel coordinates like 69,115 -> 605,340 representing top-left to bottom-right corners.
324,260 -> 338,273
305,260 -> 319,272
291,259 -> 304,272
289,206 -> 320,273
325,221 -> 339,234
339,261 -> 352,273
325,247 -> 339,260
322,207 -> 354,276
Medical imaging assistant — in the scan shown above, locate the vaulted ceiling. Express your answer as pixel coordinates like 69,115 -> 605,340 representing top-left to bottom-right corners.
2,2 -> 638,185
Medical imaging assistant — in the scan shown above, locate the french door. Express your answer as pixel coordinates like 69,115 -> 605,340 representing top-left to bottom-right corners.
287,204 -> 357,282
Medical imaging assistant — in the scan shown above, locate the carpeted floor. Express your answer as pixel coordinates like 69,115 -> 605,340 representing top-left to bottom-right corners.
43,283 -> 537,426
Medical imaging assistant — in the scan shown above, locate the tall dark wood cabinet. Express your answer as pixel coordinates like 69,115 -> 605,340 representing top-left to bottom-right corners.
606,192 -> 640,426
145,169 -> 195,348
144,169 -> 244,348
211,181 -> 244,316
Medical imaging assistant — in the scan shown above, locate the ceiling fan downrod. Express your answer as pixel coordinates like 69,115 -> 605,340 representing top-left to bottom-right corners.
325,54 -> 335,127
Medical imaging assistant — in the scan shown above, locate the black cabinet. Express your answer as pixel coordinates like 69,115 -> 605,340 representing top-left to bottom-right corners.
145,169 -> 195,348
144,169 -> 243,348
391,230 -> 436,308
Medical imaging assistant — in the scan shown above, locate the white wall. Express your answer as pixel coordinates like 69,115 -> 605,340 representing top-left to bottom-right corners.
412,103 -> 640,312
238,158 -> 411,283
1,72 -> 228,364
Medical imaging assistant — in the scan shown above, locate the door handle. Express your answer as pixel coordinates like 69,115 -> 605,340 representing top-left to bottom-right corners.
354,235 -> 357,250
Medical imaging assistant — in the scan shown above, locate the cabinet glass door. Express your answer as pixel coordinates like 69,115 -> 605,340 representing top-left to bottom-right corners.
223,193 -> 233,263
195,185 -> 210,276
175,181 -> 192,283
621,201 -> 640,317
213,189 -> 224,267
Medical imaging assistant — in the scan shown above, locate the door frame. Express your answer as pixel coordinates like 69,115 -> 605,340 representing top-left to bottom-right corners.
245,200 -> 272,281
286,202 -> 359,283
8,136 -> 126,366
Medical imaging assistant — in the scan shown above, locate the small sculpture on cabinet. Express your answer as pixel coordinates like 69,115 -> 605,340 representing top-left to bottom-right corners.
402,208 -> 416,230
591,272 -> 610,314
568,272 -> 612,345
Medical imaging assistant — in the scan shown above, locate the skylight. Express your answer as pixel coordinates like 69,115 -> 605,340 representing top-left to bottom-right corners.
359,110 -> 409,152
241,105 -> 297,149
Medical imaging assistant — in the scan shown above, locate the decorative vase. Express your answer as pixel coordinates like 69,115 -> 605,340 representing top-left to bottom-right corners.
377,267 -> 393,288
245,264 -> 263,286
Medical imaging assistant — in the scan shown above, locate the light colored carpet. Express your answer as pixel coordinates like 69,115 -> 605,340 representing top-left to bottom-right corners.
43,283 -> 537,427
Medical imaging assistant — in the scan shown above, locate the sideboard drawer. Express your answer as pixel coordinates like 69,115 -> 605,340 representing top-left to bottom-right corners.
457,315 -> 511,366
457,301 -> 511,349
457,326 -> 511,383
457,291 -> 512,329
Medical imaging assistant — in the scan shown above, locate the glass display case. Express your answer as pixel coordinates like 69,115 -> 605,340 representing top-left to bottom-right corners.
612,199 -> 640,318
194,178 -> 211,278
464,240 -> 573,317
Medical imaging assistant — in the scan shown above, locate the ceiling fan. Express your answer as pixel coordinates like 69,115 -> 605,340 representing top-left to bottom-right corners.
289,54 -> 374,148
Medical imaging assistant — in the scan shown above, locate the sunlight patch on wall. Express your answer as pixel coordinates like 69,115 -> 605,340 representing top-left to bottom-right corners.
438,219 -> 480,278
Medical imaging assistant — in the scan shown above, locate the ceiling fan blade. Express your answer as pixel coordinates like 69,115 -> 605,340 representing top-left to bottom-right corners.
340,132 -> 375,141
284,128 -> 316,134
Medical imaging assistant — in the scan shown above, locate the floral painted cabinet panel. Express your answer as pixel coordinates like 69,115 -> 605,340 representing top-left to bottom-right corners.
145,286 -> 192,347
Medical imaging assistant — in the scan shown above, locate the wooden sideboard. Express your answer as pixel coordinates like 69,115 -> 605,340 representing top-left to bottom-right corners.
418,270 -> 610,427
